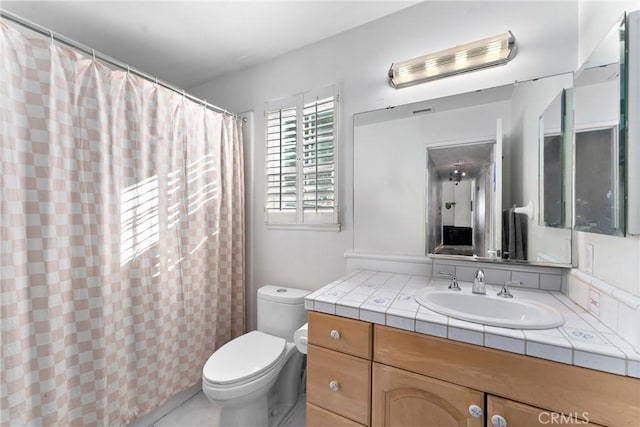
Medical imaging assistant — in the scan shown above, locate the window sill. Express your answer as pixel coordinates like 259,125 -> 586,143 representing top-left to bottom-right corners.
265,223 -> 341,232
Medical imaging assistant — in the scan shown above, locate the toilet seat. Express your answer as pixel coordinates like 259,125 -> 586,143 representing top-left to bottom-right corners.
202,330 -> 286,387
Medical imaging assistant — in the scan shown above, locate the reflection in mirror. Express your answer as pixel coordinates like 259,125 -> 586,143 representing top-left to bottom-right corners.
352,75 -> 573,267
427,142 -> 495,257
539,89 -> 571,228
575,126 -> 620,234
573,15 -> 626,236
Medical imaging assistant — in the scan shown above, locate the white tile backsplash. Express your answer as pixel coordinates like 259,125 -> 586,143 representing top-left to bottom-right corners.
483,268 -> 512,285
511,271 -> 540,289
540,273 -> 562,291
455,265 -> 478,282
567,269 -> 640,352
617,302 -> 640,351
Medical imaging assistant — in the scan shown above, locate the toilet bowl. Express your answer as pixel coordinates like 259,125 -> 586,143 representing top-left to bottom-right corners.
202,286 -> 309,427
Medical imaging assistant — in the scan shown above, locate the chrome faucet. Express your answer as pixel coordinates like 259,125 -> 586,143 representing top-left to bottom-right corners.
472,269 -> 485,295
497,280 -> 522,298
437,271 -> 461,291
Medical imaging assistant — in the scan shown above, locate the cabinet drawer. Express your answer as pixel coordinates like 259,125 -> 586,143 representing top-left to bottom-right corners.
306,403 -> 367,427
307,344 -> 371,426
308,311 -> 372,359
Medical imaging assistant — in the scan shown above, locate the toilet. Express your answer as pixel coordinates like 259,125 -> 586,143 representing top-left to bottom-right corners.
202,285 -> 309,427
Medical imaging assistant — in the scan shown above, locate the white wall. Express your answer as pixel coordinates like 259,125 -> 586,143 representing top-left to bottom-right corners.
190,1 -> 580,328
578,0 -> 638,65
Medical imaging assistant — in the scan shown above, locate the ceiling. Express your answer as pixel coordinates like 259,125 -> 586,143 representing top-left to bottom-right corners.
1,1 -> 418,89
428,142 -> 494,179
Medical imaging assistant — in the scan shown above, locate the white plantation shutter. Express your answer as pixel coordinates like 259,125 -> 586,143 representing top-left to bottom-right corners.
265,86 -> 339,229
266,103 -> 297,222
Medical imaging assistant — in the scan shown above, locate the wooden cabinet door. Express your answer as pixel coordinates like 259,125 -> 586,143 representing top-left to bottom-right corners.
487,395 -> 603,427
372,363 -> 484,427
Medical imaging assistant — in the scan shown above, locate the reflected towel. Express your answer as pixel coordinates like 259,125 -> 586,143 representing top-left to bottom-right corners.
503,208 -> 528,260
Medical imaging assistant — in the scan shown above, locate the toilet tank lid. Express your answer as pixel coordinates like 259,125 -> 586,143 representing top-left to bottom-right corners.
258,286 -> 310,304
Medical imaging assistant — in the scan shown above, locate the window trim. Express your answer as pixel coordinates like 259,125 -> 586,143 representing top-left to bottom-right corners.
264,85 -> 340,231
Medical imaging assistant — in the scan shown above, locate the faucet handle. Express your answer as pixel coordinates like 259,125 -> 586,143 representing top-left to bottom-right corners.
437,271 -> 461,291
497,280 -> 521,298
448,277 -> 462,291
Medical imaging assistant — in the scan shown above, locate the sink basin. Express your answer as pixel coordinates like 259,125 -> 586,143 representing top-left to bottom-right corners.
415,289 -> 565,329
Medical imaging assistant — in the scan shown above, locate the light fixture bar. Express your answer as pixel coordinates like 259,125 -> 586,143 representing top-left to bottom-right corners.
388,31 -> 517,89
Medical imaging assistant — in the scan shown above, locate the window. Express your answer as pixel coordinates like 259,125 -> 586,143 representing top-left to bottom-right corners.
265,86 -> 339,230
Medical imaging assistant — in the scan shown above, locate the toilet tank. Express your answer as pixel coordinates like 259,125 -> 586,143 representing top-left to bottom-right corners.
257,285 -> 309,341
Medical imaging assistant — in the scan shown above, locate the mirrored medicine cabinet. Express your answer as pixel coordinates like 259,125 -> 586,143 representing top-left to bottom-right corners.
572,14 -> 627,236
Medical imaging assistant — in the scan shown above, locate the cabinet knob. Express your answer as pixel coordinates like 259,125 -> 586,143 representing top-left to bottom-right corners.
330,330 -> 340,340
329,380 -> 340,392
491,415 -> 507,427
468,404 -> 483,418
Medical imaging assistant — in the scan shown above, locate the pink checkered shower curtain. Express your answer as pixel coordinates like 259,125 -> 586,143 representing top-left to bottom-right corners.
0,23 -> 245,426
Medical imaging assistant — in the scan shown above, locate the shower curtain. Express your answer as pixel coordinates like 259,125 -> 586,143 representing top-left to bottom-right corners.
0,23 -> 245,426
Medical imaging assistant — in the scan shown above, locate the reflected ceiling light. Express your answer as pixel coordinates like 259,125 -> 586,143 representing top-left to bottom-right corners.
388,31 -> 517,89
449,162 -> 466,185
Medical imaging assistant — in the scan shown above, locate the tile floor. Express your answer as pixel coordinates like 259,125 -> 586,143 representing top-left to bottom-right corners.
150,391 -> 306,427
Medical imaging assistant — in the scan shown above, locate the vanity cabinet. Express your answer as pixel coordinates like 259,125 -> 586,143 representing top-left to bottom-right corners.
306,312 -> 372,427
307,312 -> 640,427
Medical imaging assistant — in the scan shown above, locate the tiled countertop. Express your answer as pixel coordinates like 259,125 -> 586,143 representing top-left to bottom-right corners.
304,270 -> 640,378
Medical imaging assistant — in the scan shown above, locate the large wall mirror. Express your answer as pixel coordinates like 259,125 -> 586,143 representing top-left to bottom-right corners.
573,14 -> 626,236
353,74 -> 574,266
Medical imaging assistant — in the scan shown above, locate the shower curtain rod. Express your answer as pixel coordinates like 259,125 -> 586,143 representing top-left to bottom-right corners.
0,9 -> 239,119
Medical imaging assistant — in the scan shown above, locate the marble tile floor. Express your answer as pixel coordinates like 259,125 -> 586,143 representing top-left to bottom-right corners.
150,391 -> 306,427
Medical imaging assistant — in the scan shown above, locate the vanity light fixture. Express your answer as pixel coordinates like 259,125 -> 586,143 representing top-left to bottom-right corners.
388,31 -> 517,89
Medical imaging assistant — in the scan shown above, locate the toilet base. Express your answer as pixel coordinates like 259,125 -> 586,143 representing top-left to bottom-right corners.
204,346 -> 304,427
